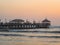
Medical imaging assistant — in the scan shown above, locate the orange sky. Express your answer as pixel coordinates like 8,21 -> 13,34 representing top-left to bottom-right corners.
0,0 -> 60,26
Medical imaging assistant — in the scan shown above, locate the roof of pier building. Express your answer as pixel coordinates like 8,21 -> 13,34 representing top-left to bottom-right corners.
9,19 -> 24,23
42,19 -> 51,22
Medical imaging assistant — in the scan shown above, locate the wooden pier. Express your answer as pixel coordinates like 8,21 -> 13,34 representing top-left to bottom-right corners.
0,19 -> 51,29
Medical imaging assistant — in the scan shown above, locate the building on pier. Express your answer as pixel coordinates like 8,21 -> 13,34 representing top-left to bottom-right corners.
0,18 -> 51,29
41,18 -> 51,28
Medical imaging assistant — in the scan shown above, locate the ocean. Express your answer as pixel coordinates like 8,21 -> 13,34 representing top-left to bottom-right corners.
0,28 -> 60,45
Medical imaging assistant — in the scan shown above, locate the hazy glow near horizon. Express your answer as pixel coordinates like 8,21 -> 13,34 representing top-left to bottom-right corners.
0,0 -> 60,26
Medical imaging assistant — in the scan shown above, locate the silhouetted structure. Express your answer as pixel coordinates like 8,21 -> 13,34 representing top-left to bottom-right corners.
0,19 -> 51,29
41,19 -> 51,28
9,19 -> 24,23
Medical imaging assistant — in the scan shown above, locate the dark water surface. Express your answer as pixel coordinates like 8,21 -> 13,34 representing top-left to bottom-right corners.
0,28 -> 60,45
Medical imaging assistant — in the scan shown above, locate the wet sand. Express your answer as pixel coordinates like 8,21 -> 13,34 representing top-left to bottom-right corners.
0,28 -> 60,45
0,35 -> 60,45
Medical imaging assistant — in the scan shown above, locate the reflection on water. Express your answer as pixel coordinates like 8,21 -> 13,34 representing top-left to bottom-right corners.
0,28 -> 60,45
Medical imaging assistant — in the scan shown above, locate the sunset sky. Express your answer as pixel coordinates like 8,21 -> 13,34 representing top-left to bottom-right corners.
0,0 -> 60,26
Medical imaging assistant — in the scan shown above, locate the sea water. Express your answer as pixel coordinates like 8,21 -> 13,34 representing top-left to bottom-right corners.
0,28 -> 60,45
